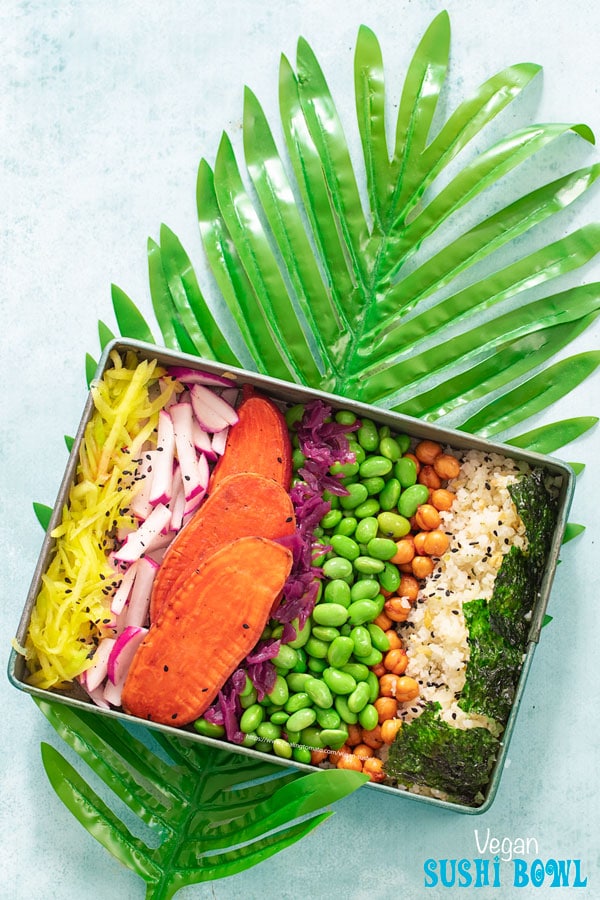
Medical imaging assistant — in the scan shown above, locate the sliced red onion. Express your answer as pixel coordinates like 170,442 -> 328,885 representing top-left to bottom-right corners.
85,637 -> 117,692
149,410 -> 176,506
190,383 -> 239,432
169,366 -> 236,387
124,557 -> 159,628
112,503 -> 173,563
170,402 -> 207,501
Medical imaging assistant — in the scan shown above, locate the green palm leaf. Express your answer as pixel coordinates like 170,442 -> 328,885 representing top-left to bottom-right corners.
35,15 -> 600,893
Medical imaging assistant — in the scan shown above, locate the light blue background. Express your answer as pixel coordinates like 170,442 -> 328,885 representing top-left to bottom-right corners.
2,1 -> 599,898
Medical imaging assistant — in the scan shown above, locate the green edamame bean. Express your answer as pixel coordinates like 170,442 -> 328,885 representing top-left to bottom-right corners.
367,623 -> 391,653
354,499 -> 381,518
300,726 -> 324,749
395,456 -> 418,487
291,647 -> 308,673
193,718 -> 226,739
286,707 -> 317,732
398,484 -> 430,518
377,511 -> 411,539
348,598 -> 380,626
316,707 -> 342,729
272,644 -> 299,671
350,578 -> 380,601
307,655 -> 327,674
366,670 -> 380,703
311,625 -> 340,643
356,646 -> 383,667
378,478 -> 402,512
354,516 -> 379,544
323,666 -> 357,695
322,556 -> 354,581
347,681 -> 371,713
292,448 -> 306,471
357,419 -> 379,452
239,674 -> 254,697
378,561 -> 401,594
353,556 -> 385,575
286,672 -> 312,693
334,409 -> 357,426
319,728 -> 348,750
330,460 -> 360,478
240,704 -> 264,734
273,738 -> 293,759
240,686 -> 258,709
305,635 -> 330,659
268,674 -> 289,707
358,703 -> 379,731
270,624 -> 284,640
347,441 -> 365,464
341,662 -> 370,682
257,721 -> 281,742
359,455 -> 393,479
324,579 -> 352,607
339,482 -> 369,510
292,746 -> 312,764
397,433 -> 411,453
372,593 -> 386,616
367,537 -> 398,561
363,476 -> 386,496
330,534 -> 360,561
312,602 -> 349,627
334,694 -> 359,724
379,435 -> 402,462
305,676 -> 333,709
350,625 -> 373,657
327,635 -> 355,668
334,515 -> 358,536
241,733 -> 258,748
320,508 -> 343,530
270,710 -> 290,725
285,691 -> 312,714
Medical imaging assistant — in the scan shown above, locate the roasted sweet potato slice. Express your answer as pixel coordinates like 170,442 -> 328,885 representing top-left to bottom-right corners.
121,536 -> 293,726
150,472 -> 296,621
208,394 -> 292,491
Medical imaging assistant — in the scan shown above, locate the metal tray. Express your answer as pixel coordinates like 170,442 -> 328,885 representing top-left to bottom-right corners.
8,339 -> 576,814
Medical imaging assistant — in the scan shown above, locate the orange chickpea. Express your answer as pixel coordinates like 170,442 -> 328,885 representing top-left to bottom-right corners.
394,675 -> 420,703
384,596 -> 412,623
423,529 -> 450,557
361,725 -> 384,749
414,440 -> 443,465
353,743 -> 373,761
384,629 -> 403,651
380,718 -> 402,744
336,753 -> 363,772
390,537 -> 415,566
418,464 -> 442,490
379,673 -> 401,697
345,724 -> 363,747
374,696 -> 399,723
373,611 -> 392,631
310,749 -> 328,765
362,757 -> 385,782
431,488 -> 455,511
371,662 -> 386,678
412,555 -> 435,579
383,647 -> 409,675
329,744 -> 348,765
398,574 -> 419,602
413,531 -> 429,556
433,453 -> 461,480
414,503 -> 441,531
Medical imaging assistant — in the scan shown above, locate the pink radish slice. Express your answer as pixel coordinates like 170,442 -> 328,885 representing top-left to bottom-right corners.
191,419 -> 217,461
168,366 -> 236,387
170,402 -> 207,500
112,503 -> 173,563
183,454 -> 209,516
106,625 -> 148,685
211,426 -> 229,457
85,637 -> 117,691
149,410 -> 176,505
129,452 -> 156,520
80,677 -> 112,710
168,469 -> 186,532
124,557 -> 159,628
190,384 -> 238,432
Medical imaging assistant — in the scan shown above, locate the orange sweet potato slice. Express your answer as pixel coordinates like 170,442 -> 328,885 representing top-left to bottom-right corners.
209,394 -> 293,492
149,472 -> 296,621
121,536 -> 293,726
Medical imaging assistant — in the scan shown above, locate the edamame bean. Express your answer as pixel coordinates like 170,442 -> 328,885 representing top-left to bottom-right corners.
322,556 -> 354,581
367,537 -> 398,560
378,478 -> 401,512
273,738 -> 293,759
330,534 -> 360,561
398,483 -> 429,517
348,598 -> 380,626
395,455 -> 418,487
285,691 -> 312,714
377,511 -> 411,539
268,674 -> 289,707
327,635 -> 355,668
330,460 -> 360,478
300,726 -> 324,749
350,625 -> 373,657
353,556 -> 385,575
305,676 -> 333,708
358,703 -> 379,731
324,579 -> 352,607
305,635 -> 330,659
272,644 -> 299,671
334,694 -> 359,724
363,476 -> 386,496
270,710 -> 290,726
240,686 -> 258,709
292,448 -> 306,471
316,707 -> 342,729
292,746 -> 312,764
341,662 -> 370,682
257,721 -> 281,742
378,561 -> 401,594
354,516 -> 379,544
367,623 -> 391,653
194,718 -> 226,739
240,704 -> 264,734
291,647 -> 308,673
323,666 -> 357,695
286,672 -> 312,693
379,435 -> 402,461
356,646 -> 383,667
307,655 -> 327,674
312,602 -> 349,627
359,455 -> 393,479
319,728 -> 348,750
339,482 -> 369,510
241,733 -> 258,749
347,440 -> 365,464
347,681 -> 371,713
239,675 -> 255,697
357,419 -> 379,451
320,508 -> 342,530
335,410 -> 357,426
365,670 -> 380,703
286,707 -> 317,732
311,625 -> 340,643
349,578 -> 378,600
334,516 -> 358,537
354,498 -> 381,518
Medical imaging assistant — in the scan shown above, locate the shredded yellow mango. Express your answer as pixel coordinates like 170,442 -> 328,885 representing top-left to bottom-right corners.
24,350 -> 178,689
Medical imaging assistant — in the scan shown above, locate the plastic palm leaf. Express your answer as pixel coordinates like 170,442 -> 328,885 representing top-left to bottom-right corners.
35,13 -> 599,892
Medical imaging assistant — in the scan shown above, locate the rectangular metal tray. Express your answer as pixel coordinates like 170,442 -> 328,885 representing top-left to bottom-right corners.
8,338 -> 576,813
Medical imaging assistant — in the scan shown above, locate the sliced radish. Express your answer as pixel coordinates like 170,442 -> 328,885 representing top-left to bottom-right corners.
125,557 -> 159,628
183,454 -> 209,516
149,410 -> 176,505
85,637 -> 117,692
170,402 -> 206,501
104,625 -> 148,707
129,452 -> 156,520
211,426 -> 229,457
191,419 -> 217,461
80,677 -> 112,709
112,503 -> 173,563
190,383 -> 239,432
168,468 -> 186,532
168,366 -> 236,387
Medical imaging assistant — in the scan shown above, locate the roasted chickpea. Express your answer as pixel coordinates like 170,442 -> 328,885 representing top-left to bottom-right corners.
345,723 -> 363,747
411,555 -> 435,579
380,718 -> 402,744
361,725 -> 384,749
414,440 -> 442,465
431,488 -> 455,511
371,662 -> 386,678
336,753 -> 363,772
373,611 -> 392,631
384,629 -> 403,651
390,536 -> 415,565
414,503 -> 441,531
374,696 -> 398,723
353,743 -> 373,760
422,529 -> 450,557
379,673 -> 401,697
418,464 -> 442,490
310,749 -> 328,765
362,757 -> 385,782
384,596 -> 412,623
383,647 -> 409,675
398,574 -> 419,602
412,531 -> 429,556
394,675 -> 420,703
433,453 -> 461,480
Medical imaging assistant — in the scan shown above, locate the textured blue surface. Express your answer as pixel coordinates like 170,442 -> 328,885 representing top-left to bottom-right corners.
1,2 -> 599,898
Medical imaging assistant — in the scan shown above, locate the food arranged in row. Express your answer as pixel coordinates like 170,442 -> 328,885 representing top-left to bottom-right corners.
21,350 -> 560,806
